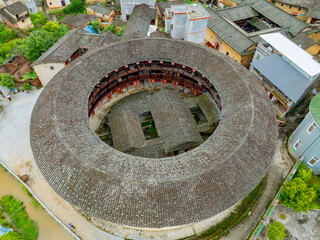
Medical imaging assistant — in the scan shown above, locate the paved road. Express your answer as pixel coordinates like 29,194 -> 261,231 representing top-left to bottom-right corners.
0,87 -> 122,240
220,141 -> 293,240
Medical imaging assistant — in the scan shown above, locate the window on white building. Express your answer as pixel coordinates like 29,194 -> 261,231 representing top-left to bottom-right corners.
49,2 -> 52,5
307,122 -> 317,134
308,156 -> 319,166
50,66 -> 54,70
293,139 -> 301,150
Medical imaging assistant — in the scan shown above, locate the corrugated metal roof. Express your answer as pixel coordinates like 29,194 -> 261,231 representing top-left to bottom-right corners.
310,94 -> 320,126
260,32 -> 320,77
252,54 -> 310,103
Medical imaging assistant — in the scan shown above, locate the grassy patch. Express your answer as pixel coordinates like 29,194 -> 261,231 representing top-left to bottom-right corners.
186,177 -> 265,240
0,195 -> 38,240
0,210 -> 11,228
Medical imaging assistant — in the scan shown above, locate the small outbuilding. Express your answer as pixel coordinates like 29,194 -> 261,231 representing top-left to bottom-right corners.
289,94 -> 320,173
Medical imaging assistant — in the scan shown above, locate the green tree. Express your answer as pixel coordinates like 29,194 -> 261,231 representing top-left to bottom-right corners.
296,164 -> 312,182
24,30 -> 56,61
42,21 -> 60,33
0,73 -> 15,90
0,25 -> 18,44
281,177 -> 316,212
0,231 -> 25,240
267,221 -> 287,240
0,39 -> 24,64
30,11 -> 47,28
24,22 -> 69,61
89,21 -> 101,33
103,24 -> 116,33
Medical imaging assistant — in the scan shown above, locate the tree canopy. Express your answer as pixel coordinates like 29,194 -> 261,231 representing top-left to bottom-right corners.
281,177 -> 316,212
0,231 -> 25,240
296,163 -> 312,182
0,25 -> 18,44
267,221 -> 287,240
0,73 -> 15,90
30,11 -> 48,28
24,21 -> 69,62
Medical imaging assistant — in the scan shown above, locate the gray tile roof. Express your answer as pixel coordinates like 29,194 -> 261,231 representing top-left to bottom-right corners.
61,14 -> 100,28
150,30 -> 168,38
3,1 -> 28,15
0,8 -> 17,24
30,38 -> 277,228
252,54 -> 310,103
217,5 -> 257,21
248,0 -> 308,36
308,8 -> 320,19
87,2 -> 113,16
292,32 -> 318,50
206,8 -> 255,55
122,4 -> 156,40
32,28 -> 119,65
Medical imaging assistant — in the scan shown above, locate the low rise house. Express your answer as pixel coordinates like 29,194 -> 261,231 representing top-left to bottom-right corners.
25,0 -> 43,13
289,94 -> 320,174
86,2 -> 116,22
0,55 -> 31,80
45,0 -> 70,10
31,28 -> 119,86
165,4 -> 210,44
121,4 -> 156,40
250,32 -> 320,117
120,0 -> 155,21
205,0 -> 309,68
292,32 -> 320,55
0,1 -> 33,30
274,0 -> 320,23
61,14 -> 100,29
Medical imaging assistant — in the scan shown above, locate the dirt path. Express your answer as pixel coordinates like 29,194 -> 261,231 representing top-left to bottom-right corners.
220,140 -> 293,240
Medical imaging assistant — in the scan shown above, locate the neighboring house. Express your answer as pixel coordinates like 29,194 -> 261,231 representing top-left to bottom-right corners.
292,32 -> 320,55
86,2 -> 116,22
31,28 -> 119,86
61,14 -> 100,29
0,1 -> 33,30
120,0 -> 155,21
26,0 -> 43,13
289,94 -> 320,174
0,55 -> 31,80
121,4 -> 156,40
274,0 -> 320,23
156,0 -> 184,21
165,4 -> 210,44
205,0 -> 309,68
250,32 -> 320,117
45,0 -> 70,10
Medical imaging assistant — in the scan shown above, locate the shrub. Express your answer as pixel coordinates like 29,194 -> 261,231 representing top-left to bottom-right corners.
0,73 -> 15,90
267,221 -> 287,240
63,0 -> 85,14
104,24 -> 116,33
23,83 -> 32,91
0,25 -> 18,44
30,12 -> 47,28
89,21 -> 101,33
0,39 -> 24,65
279,213 -> 286,220
23,71 -> 38,81
115,26 -> 126,37
0,195 -> 38,240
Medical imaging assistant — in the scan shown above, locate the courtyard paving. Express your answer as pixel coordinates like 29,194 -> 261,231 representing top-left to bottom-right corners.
0,87 -> 121,240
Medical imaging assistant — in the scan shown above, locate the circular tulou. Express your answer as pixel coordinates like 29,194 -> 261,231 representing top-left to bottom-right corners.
30,38 -> 278,237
